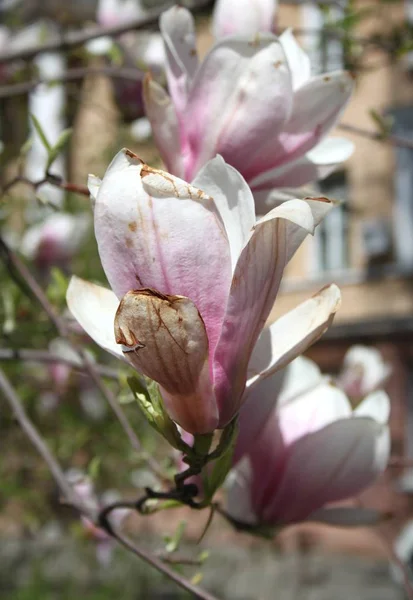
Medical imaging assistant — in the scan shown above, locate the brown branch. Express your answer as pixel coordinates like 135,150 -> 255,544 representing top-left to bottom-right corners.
0,66 -> 143,99
0,347 -> 119,380
0,367 -> 220,600
0,174 -> 89,199
0,365 -> 84,512
0,0 -> 213,65
339,123 -> 413,151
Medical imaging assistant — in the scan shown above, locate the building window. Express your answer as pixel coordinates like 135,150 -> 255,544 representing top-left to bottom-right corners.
301,2 -> 346,74
388,106 -> 413,269
310,171 -> 350,275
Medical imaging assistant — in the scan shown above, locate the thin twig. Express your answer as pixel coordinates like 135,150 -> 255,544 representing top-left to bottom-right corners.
0,66 -> 143,99
0,174 -> 89,199
0,365 -> 84,512
0,368 -> 220,600
0,347 -> 119,380
339,123 -> 413,151
0,0 -> 213,65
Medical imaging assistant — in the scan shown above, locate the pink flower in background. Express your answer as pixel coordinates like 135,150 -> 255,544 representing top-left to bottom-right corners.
212,0 -> 277,38
67,149 -> 340,435
21,213 -> 90,271
338,345 -> 391,401
143,6 -> 354,213
227,355 -> 390,528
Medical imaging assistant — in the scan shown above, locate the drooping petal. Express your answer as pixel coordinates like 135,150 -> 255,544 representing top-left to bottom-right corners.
192,155 -> 255,271
66,276 -> 124,360
185,36 -> 293,179
279,29 -> 311,90
339,345 -> 391,399
93,149 -> 232,356
243,71 -> 354,180
142,75 -> 184,177
114,288 -> 218,434
246,284 -> 341,389
213,198 -> 317,425
160,6 -> 198,119
258,417 -> 389,524
212,0 -> 276,38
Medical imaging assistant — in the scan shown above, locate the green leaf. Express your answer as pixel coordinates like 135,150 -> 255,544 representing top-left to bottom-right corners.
30,114 -> 51,151
164,520 -> 186,553
88,456 -> 101,481
127,376 -> 189,452
202,419 -> 239,503
20,137 -> 33,157
46,128 -> 73,171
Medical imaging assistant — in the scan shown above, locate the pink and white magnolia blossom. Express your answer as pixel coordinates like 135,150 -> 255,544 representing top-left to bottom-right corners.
143,6 -> 354,213
338,345 -> 391,401
67,149 -> 340,435
227,355 -> 390,528
212,0 -> 277,38
21,212 -> 90,270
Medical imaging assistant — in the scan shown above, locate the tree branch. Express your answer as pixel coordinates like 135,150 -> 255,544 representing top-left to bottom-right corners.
339,122 -> 413,151
0,347 -> 119,379
0,0 -> 213,65
0,366 -> 220,600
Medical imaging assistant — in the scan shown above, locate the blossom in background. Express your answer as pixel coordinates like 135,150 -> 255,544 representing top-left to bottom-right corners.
338,345 -> 391,402
67,149 -> 340,435
67,469 -> 130,566
21,212 -> 90,271
143,6 -> 354,214
212,0 -> 277,38
227,355 -> 390,528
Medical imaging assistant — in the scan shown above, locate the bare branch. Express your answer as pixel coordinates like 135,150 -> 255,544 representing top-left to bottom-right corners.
0,0 -> 213,65
339,123 -> 413,151
0,347 -> 119,379
0,365 -> 84,512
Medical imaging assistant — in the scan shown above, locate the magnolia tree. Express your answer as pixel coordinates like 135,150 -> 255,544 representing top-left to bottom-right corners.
0,0 -> 412,598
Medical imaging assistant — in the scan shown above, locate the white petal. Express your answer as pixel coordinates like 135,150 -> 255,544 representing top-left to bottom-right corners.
247,284 -> 341,388
66,276 -> 124,360
192,156 -> 255,271
354,390 -> 390,425
279,28 -> 311,90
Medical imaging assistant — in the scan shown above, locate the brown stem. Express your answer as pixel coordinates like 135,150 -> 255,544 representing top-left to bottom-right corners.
339,123 -> 413,151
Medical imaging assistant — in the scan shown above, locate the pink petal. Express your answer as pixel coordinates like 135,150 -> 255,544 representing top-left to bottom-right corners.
142,75 -> 184,177
213,198 -> 315,426
185,36 -> 293,179
258,417 -> 389,524
115,289 -> 218,434
94,150 -> 232,358
243,71 -> 354,180
160,6 -> 198,120
212,0 -> 276,38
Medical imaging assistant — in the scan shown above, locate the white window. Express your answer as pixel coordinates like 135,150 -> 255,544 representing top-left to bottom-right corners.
309,172 -> 350,275
301,1 -> 346,73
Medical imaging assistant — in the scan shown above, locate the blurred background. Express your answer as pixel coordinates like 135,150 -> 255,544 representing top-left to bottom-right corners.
1,0 -> 413,598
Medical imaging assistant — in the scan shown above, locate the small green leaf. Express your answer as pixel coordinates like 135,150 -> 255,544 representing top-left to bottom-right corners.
20,137 -> 33,157
30,114 -> 51,151
88,456 -> 101,481
202,419 -> 239,503
164,520 -> 186,553
46,128 -> 73,171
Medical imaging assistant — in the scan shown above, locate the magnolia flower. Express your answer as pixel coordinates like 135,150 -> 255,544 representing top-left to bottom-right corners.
227,356 -> 390,527
143,6 -> 354,213
21,213 -> 90,270
338,345 -> 391,401
66,470 -> 130,566
67,149 -> 340,435
212,0 -> 277,38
